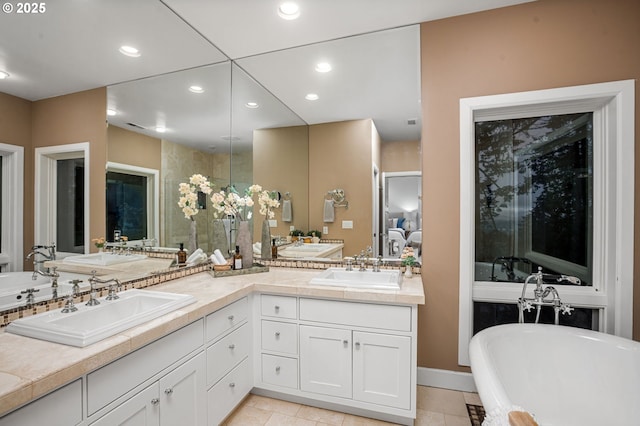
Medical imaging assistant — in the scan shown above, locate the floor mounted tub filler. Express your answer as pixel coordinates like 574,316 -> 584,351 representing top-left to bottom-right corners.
470,323 -> 640,426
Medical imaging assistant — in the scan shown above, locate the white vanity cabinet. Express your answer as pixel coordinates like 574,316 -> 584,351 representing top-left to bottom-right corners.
205,296 -> 252,425
88,320 -> 206,425
255,294 -> 417,424
0,379 -> 82,426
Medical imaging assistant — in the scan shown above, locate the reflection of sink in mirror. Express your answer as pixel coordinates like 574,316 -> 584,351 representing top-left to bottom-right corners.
64,252 -> 148,266
272,243 -> 344,260
6,289 -> 196,347
0,271 -> 90,310
310,268 -> 402,290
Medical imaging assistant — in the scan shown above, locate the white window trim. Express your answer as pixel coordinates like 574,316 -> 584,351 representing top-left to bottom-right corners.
459,80 -> 635,366
106,162 -> 160,244
34,143 -> 90,256
0,143 -> 24,271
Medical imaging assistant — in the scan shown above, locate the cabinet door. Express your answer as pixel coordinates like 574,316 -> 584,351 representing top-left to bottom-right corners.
159,352 -> 206,426
90,383 -> 160,426
299,325 -> 351,398
352,331 -> 411,409
0,379 -> 82,426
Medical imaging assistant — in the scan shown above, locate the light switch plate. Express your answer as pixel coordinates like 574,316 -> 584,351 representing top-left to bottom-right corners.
269,220 -> 277,227
342,220 -> 353,229
290,225 -> 295,232
323,226 -> 329,235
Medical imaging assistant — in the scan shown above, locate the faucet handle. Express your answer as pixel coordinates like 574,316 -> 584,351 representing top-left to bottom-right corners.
561,304 -> 574,315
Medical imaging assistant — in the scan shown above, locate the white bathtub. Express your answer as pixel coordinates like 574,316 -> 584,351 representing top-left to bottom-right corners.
470,323 -> 640,426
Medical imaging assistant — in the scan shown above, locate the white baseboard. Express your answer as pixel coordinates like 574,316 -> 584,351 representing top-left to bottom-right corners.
417,367 -> 477,393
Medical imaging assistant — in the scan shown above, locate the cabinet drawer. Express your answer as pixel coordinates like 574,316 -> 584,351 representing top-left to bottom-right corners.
206,322 -> 250,387
87,319 -> 203,416
261,354 -> 298,389
261,294 -> 297,319
300,298 -> 411,332
205,296 -> 248,342
261,320 -> 298,355
207,357 -> 252,426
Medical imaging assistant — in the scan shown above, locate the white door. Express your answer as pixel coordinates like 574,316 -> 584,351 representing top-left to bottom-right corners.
90,383 -> 160,426
159,352 -> 206,426
300,325 -> 352,398
353,331 -> 411,409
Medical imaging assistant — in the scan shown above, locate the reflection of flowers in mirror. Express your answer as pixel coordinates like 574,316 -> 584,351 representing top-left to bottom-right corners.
256,187 -> 280,219
178,174 -> 215,219
401,247 -> 416,267
92,237 -> 105,249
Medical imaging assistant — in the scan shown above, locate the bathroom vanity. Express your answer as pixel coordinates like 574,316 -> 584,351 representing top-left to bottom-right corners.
0,268 -> 424,425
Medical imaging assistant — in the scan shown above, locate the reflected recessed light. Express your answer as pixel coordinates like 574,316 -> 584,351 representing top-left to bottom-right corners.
278,2 -> 300,20
315,62 -> 332,73
0,70 -> 9,79
119,45 -> 141,57
305,93 -> 319,101
245,102 -> 259,109
189,85 -> 204,94
106,108 -> 117,116
155,126 -> 167,133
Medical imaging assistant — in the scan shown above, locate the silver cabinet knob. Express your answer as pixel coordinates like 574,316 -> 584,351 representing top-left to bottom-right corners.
228,314 -> 234,321
275,366 -> 281,372
164,387 -> 173,395
151,398 -> 160,406
228,343 -> 236,350
343,339 -> 349,345
275,331 -> 280,337
355,342 -> 361,348
274,305 -> 280,312
229,382 -> 236,388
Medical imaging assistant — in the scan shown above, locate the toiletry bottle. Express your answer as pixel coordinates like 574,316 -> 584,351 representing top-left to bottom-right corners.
177,243 -> 187,265
271,238 -> 277,259
233,245 -> 243,270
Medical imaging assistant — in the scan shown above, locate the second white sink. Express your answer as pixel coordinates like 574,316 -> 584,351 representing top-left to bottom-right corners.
6,289 -> 196,347
310,268 -> 402,289
64,252 -> 148,266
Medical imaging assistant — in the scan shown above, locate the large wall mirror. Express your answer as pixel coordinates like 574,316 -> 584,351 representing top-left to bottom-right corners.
106,24 -> 422,262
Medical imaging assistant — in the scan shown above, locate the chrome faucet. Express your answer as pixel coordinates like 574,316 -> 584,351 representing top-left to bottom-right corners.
21,288 -> 40,307
34,266 -> 60,298
490,256 -> 531,282
518,267 -> 577,325
26,243 -> 57,279
61,279 -> 82,313
86,270 -> 121,306
356,246 -> 373,271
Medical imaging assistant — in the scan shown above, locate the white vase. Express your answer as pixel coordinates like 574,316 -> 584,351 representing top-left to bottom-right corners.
404,266 -> 413,278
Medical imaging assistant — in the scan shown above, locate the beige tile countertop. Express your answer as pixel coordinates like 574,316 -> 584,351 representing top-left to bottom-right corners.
0,267 -> 424,417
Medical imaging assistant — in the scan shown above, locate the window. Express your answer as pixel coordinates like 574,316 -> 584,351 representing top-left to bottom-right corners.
458,80 -> 634,366
105,162 -> 159,245
0,143 -> 24,271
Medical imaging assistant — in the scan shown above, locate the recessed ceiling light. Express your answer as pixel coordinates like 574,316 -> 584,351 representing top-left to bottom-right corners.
106,109 -> 117,116
155,126 -> 167,133
278,2 -> 300,20
315,62 -> 332,73
305,93 -> 319,101
119,45 -> 141,58
245,102 -> 259,109
189,85 -> 204,94
0,70 -> 9,79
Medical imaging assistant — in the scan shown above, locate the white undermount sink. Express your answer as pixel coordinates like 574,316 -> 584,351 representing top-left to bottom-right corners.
6,289 -> 196,347
63,252 -> 148,266
310,267 -> 402,290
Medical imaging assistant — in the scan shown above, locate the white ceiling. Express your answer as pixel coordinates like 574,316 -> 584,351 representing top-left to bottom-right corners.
0,0 -> 533,148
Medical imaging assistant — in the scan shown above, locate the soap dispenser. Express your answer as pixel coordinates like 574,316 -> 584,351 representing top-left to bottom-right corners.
271,238 -> 278,259
177,243 -> 187,265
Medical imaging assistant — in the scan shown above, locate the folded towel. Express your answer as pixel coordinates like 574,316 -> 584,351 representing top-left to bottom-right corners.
281,199 -> 292,222
323,199 -> 335,222
213,249 -> 227,265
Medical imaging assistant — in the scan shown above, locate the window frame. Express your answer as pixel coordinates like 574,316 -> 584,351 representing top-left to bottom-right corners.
458,80 -> 635,366
0,143 -> 24,271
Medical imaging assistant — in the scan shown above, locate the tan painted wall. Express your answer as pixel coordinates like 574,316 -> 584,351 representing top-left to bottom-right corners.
381,140 -> 420,172
253,126 -> 309,243
0,93 -> 32,269
419,0 -> 640,372
31,88 -> 108,257
107,125 -> 161,170
309,119 -> 376,256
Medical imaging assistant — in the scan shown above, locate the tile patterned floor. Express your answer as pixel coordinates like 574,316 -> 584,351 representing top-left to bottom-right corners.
222,386 -> 483,426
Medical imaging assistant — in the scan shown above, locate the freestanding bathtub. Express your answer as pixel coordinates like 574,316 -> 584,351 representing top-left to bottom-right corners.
470,323 -> 640,426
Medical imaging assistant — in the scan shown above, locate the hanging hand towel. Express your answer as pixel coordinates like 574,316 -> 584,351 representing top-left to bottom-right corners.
323,199 -> 335,222
281,199 -> 293,222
